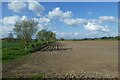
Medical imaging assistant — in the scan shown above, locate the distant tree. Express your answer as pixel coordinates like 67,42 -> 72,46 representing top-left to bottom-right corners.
6,33 -> 14,42
34,38 -> 38,42
37,29 -> 56,43
83,38 -> 89,40
8,33 -> 13,38
116,36 -> 120,40
73,39 -> 77,41
60,38 -> 65,41
36,29 -> 47,41
101,37 -> 107,39
47,31 -> 56,42
13,20 -> 38,50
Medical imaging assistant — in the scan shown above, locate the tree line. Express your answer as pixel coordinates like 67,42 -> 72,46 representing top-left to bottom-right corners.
73,36 -> 120,41
4,20 -> 56,50
59,36 -> 120,41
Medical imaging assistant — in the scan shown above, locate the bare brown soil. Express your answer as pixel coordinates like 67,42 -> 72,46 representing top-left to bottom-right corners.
2,41 -> 118,78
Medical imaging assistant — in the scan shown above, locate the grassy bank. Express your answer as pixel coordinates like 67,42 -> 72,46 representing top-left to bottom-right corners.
2,40 -> 52,63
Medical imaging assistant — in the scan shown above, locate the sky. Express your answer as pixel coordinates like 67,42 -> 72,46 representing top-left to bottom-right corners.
1,2 -> 118,39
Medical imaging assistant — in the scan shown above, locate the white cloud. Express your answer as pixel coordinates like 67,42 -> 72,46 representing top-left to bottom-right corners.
48,7 -> 62,18
32,18 -> 50,26
2,15 -> 28,25
2,25 -> 14,38
101,25 -> 109,32
61,11 -> 73,19
32,17 -> 51,32
55,32 -> 82,39
1,15 -> 29,38
74,32 -> 79,35
62,16 -> 116,26
32,18 -> 39,22
56,32 -> 81,36
8,2 -> 27,13
21,16 -> 28,21
37,24 -> 44,31
84,22 -> 99,31
62,18 -> 86,26
48,7 -> 73,19
39,17 -> 50,23
28,1 -> 45,16
2,15 -> 21,25
2,16 -> 50,37
84,22 -> 109,32
8,1 -> 45,16
32,18 -> 47,32
99,16 -> 116,23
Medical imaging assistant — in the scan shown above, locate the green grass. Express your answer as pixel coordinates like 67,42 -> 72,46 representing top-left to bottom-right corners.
2,40 -> 54,63
2,40 -> 41,63
2,40 -> 21,48
31,74 -> 44,79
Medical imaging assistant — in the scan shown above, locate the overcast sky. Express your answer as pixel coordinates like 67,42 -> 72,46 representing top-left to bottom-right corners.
1,2 -> 118,39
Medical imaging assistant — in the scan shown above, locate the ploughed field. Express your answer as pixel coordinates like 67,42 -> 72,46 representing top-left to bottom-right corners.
3,41 -> 118,78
